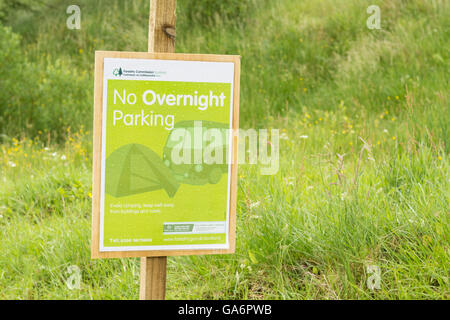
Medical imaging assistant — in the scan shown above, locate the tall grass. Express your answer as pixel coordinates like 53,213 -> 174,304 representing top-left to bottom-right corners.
0,0 -> 448,299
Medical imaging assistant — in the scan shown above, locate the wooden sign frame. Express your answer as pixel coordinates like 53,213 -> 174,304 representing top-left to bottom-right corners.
91,51 -> 240,259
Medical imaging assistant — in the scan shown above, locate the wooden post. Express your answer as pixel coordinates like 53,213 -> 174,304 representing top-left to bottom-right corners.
139,0 -> 176,300
148,0 -> 177,53
139,256 -> 167,300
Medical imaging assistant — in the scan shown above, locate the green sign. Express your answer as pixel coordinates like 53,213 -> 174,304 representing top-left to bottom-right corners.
92,52 -> 240,257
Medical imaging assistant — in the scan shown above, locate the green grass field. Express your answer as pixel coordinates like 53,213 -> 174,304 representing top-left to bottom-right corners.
0,0 -> 448,299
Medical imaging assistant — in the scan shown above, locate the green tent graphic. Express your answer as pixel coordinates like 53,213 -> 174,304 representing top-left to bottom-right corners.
106,144 -> 179,198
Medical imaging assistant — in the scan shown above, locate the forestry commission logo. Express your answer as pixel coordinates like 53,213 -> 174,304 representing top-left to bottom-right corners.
112,67 -> 165,78
113,67 -> 123,77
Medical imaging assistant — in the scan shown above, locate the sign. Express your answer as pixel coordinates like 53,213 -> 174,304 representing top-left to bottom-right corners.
92,51 -> 240,258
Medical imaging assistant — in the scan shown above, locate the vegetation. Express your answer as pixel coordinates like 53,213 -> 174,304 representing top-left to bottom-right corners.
0,0 -> 448,299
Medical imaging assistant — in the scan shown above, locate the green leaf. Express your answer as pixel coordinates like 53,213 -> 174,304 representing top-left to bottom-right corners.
248,250 -> 258,264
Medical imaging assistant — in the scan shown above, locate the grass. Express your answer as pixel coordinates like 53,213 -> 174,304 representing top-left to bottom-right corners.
0,0 -> 449,299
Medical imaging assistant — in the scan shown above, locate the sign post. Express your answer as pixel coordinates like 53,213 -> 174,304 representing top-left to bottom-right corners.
140,0 -> 177,301
91,0 -> 240,301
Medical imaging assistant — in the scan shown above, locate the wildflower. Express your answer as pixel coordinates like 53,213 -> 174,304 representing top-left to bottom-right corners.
52,152 -> 57,157
280,132 -> 289,140
392,136 -> 396,140
8,161 -> 16,167
61,155 -> 67,160
284,177 -> 295,185
383,129 -> 388,133
299,135 -> 308,139
438,156 -> 442,161
88,192 -> 92,198
249,201 -> 260,209
79,48 -> 84,54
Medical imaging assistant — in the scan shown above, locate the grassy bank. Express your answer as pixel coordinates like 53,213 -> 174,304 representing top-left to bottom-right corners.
0,0 -> 448,299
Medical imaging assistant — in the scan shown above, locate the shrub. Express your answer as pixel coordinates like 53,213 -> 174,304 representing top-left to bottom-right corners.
0,24 -> 91,142
179,0 -> 261,26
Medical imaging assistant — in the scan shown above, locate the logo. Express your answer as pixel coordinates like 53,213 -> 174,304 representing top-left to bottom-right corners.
113,67 -> 123,77
65,265 -> 81,290
366,265 -> 381,290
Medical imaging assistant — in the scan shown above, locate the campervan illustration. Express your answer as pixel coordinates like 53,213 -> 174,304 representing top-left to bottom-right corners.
163,120 -> 230,186
105,120 -> 230,198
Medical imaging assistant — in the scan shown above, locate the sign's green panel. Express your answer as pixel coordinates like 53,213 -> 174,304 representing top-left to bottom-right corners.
99,58 -> 235,252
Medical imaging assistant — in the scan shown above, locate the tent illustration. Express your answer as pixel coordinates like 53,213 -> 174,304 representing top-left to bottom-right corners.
105,143 -> 179,198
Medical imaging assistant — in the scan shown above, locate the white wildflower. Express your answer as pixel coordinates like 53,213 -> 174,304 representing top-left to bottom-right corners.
8,161 -> 16,167
249,201 -> 261,209
299,135 -> 308,139
284,177 -> 295,185
61,155 -> 67,160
